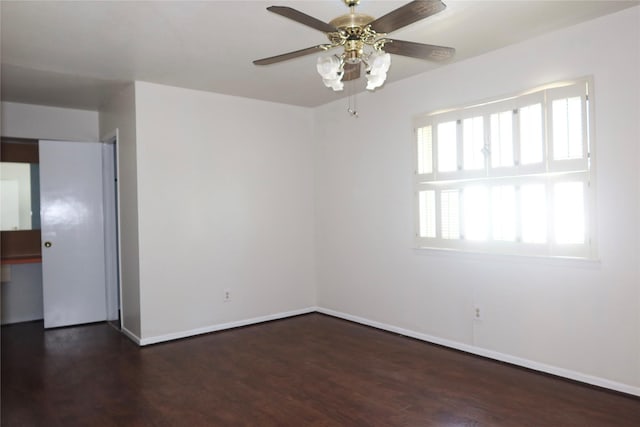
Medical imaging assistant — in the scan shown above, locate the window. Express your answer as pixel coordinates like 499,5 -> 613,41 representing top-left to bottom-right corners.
413,79 -> 595,258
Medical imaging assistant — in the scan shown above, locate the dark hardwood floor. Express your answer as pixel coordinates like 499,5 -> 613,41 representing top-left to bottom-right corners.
2,313 -> 639,426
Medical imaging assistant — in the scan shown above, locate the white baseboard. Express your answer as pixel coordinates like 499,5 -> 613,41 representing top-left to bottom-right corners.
121,305 -> 639,397
316,307 -> 640,397
138,307 -> 316,346
1,315 -> 44,325
121,326 -> 141,345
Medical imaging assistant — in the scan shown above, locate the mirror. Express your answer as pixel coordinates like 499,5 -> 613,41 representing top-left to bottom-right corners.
0,162 -> 40,231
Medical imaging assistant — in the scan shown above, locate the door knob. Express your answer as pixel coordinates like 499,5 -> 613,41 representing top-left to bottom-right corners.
44,241 -> 52,248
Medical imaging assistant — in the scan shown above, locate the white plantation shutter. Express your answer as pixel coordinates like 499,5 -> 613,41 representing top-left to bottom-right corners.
418,190 -> 436,238
519,103 -> 544,165
520,184 -> 547,244
490,110 -> 514,168
437,121 -> 457,172
463,116 -> 485,171
416,126 -> 433,175
553,181 -> 585,245
413,78 -> 594,258
552,97 -> 583,160
463,186 -> 489,241
440,190 -> 460,239
547,82 -> 590,173
491,185 -> 516,242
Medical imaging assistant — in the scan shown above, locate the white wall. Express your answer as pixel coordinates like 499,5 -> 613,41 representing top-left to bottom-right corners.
1,101 -> 99,141
3,7 -> 637,397
133,82 -> 316,341
1,101 -> 101,324
99,84 -> 142,338
1,264 -> 44,324
314,6 -> 640,393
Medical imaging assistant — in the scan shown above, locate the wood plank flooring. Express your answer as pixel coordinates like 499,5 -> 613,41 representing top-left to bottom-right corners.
2,313 -> 639,426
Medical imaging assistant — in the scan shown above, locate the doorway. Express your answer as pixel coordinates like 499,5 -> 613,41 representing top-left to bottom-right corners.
102,132 -> 122,330
1,137 -> 122,329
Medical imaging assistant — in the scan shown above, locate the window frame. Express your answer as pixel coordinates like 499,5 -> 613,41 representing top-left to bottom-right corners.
412,78 -> 596,259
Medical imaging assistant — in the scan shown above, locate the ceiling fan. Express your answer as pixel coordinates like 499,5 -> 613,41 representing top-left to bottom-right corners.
253,0 -> 455,91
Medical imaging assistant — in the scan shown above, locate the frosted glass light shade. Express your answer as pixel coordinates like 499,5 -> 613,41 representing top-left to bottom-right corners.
323,77 -> 344,91
317,56 -> 342,79
369,52 -> 391,75
366,71 -> 387,90
317,56 -> 344,91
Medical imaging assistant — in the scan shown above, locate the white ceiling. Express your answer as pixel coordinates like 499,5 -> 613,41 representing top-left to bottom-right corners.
1,0 -> 637,110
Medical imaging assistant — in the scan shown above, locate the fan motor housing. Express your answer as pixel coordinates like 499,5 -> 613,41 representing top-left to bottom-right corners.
329,13 -> 375,30
327,12 -> 381,61
344,40 -> 364,64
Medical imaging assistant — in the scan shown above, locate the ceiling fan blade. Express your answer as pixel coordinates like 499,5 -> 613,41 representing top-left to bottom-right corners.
253,45 -> 331,65
369,0 -> 446,34
384,39 -> 455,61
267,6 -> 338,33
343,63 -> 361,81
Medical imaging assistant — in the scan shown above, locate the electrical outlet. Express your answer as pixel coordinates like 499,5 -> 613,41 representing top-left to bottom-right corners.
223,289 -> 231,303
474,305 -> 482,321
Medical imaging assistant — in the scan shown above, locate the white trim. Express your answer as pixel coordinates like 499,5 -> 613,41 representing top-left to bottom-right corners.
316,307 -> 640,397
100,129 -> 118,144
121,326 -> 141,345
101,128 -> 123,331
413,78 -> 596,259
138,307 -> 316,346
120,306 -> 639,396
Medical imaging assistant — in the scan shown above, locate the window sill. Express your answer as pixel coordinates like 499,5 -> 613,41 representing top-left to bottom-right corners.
412,245 -> 601,268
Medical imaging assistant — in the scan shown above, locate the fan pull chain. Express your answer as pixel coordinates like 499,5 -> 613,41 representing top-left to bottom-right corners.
347,80 -> 359,118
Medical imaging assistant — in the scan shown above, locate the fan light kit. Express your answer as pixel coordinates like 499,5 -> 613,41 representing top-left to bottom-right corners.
254,0 -> 455,92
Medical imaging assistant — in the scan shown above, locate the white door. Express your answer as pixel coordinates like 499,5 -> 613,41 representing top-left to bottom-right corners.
40,140 -> 107,328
